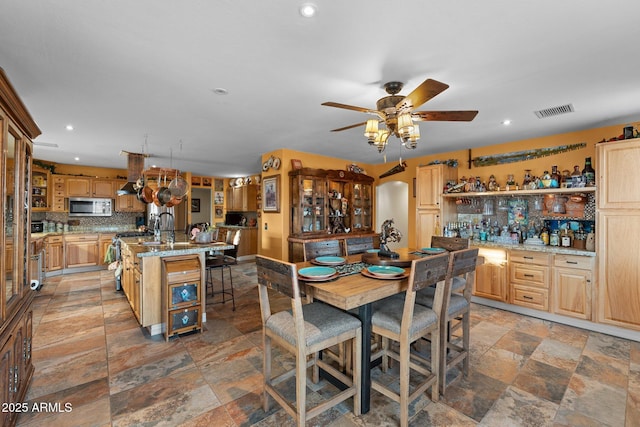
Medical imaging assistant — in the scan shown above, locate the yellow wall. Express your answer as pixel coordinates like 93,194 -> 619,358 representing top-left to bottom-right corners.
261,119 -> 639,258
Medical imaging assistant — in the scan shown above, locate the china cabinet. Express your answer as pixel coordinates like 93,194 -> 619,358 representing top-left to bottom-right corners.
0,68 -> 41,427
289,168 -> 374,238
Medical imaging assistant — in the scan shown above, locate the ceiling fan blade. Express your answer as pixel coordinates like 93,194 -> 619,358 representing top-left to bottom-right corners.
412,110 -> 479,122
396,79 -> 449,114
330,121 -> 369,132
322,101 -> 379,115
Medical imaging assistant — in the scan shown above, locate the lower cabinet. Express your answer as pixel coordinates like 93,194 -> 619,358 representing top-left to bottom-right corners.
553,254 -> 593,320
509,250 -> 550,311
45,235 -> 64,272
64,234 -> 99,268
121,246 -> 141,322
416,209 -> 440,250
473,247 -> 508,302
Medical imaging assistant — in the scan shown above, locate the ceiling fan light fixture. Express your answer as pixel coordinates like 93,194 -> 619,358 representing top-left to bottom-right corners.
364,119 -> 379,143
397,113 -> 414,138
373,130 -> 389,152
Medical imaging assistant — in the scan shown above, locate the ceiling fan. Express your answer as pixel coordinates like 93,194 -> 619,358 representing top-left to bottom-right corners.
322,78 -> 478,152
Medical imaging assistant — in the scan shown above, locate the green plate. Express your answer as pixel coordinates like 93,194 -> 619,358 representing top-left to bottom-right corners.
367,265 -> 405,277
421,247 -> 447,254
314,256 -> 345,265
298,266 -> 337,279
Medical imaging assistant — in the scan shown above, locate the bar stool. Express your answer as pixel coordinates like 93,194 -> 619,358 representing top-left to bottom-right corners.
205,229 -> 240,311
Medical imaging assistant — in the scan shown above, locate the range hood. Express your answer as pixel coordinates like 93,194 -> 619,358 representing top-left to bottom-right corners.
117,151 -> 146,196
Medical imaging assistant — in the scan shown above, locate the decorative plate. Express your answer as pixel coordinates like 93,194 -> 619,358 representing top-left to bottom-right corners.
367,265 -> 405,277
298,266 -> 337,279
361,269 -> 408,280
272,157 -> 281,170
235,177 -> 244,187
313,256 -> 346,265
421,247 -> 447,254
262,161 -> 269,171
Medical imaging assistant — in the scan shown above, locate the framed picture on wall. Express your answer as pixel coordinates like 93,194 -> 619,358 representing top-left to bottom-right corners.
214,179 -> 224,191
214,191 -> 224,205
262,175 -> 280,213
202,177 -> 212,187
215,207 -> 223,218
291,159 -> 303,170
191,198 -> 201,213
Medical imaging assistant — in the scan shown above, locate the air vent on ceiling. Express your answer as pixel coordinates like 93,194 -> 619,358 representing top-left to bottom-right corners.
534,104 -> 574,119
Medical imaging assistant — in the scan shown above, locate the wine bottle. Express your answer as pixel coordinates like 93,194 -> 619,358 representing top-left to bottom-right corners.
582,157 -> 595,187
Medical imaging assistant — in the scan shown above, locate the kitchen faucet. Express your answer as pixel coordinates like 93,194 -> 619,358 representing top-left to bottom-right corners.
155,212 -> 175,243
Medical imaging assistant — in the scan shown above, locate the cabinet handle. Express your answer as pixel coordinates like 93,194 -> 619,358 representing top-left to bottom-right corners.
524,274 -> 534,278
13,364 -> 19,393
566,261 -> 578,264
524,256 -> 534,260
523,295 -> 533,300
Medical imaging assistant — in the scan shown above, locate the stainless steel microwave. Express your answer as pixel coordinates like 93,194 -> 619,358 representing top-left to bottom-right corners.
68,197 -> 112,217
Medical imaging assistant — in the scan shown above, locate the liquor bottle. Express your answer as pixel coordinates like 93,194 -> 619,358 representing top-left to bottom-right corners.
550,165 -> 561,188
582,157 -> 596,187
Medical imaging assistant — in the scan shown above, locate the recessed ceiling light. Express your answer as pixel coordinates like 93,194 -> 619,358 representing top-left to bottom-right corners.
74,157 -> 80,161
66,124 -> 74,131
212,88 -> 228,95
502,120 -> 511,126
299,3 -> 317,18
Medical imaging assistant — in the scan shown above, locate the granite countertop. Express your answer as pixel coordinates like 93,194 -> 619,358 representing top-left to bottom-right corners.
470,240 -> 596,257
119,234 -> 233,258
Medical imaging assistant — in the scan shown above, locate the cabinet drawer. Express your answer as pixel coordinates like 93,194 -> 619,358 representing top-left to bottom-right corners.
511,285 -> 549,311
64,234 -> 99,242
46,236 -> 63,244
510,263 -> 549,288
510,250 -> 550,265
554,254 -> 594,270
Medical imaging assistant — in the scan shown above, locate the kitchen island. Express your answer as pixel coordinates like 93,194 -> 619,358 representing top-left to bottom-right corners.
119,235 -> 233,337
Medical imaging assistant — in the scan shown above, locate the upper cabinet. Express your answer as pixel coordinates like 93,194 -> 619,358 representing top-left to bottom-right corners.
31,166 -> 50,211
65,177 -> 91,197
226,184 -> 258,211
417,164 -> 457,210
289,168 -> 374,238
92,179 -> 116,198
597,139 -> 640,210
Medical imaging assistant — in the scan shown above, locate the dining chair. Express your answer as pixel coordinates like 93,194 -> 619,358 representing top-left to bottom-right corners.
345,236 -> 378,255
431,236 -> 470,293
205,229 -> 241,310
415,248 -> 479,396
370,252 -> 451,427
256,255 -> 362,426
302,239 -> 345,261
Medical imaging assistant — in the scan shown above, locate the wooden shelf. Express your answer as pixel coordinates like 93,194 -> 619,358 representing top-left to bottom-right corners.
442,187 -> 596,198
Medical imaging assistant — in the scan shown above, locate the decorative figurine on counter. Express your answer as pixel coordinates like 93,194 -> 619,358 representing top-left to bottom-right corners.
488,174 -> 499,191
379,218 -> 402,258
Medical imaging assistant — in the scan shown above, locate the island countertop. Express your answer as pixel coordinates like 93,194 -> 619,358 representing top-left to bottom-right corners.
119,235 -> 234,257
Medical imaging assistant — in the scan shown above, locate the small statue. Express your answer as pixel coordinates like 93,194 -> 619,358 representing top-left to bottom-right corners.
380,218 -> 402,252
488,174 -> 499,191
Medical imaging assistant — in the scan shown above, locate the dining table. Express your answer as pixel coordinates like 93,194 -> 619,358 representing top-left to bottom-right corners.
296,248 -> 441,413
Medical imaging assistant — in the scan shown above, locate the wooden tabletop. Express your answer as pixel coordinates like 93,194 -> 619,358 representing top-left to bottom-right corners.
360,247 -> 427,268
298,254 -> 409,311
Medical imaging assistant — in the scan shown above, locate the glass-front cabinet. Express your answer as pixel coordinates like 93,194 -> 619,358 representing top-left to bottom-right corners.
289,168 -> 374,238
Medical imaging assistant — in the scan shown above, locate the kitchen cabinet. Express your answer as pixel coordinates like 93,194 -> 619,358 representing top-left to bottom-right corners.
509,250 -> 550,311
31,166 -> 50,211
226,184 -> 257,211
114,181 -> 145,212
0,69 -> 39,427
45,235 -> 64,272
415,164 -> 457,248
121,245 -> 141,322
289,168 -> 375,238
472,247 -> 508,302
596,139 -> 640,330
92,179 -> 115,198
162,256 -> 202,340
50,176 -> 66,212
64,234 -> 100,268
65,177 -> 92,197
553,254 -> 593,320
217,227 -> 258,257
99,233 -> 116,266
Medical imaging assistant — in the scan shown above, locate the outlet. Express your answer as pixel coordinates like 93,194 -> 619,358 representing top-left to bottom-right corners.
264,222 -> 268,230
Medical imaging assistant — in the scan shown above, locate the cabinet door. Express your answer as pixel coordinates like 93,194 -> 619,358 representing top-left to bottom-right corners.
0,337 -> 14,427
92,179 -> 114,198
51,176 -> 66,212
473,249 -> 508,302
553,267 -> 591,320
597,139 -> 640,209
416,210 -> 440,250
31,167 -> 50,211
352,183 -> 372,231
99,234 -> 116,265
65,235 -> 99,268
416,165 -> 442,210
597,211 -> 640,329
46,241 -> 64,272
65,177 -> 91,197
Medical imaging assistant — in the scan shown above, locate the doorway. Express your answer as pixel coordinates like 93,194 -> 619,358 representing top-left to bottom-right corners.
376,181 -> 409,250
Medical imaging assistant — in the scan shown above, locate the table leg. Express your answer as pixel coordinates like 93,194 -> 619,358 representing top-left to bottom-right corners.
358,303 -> 372,414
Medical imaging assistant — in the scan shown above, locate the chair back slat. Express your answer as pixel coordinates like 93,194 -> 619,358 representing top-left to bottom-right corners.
431,236 -> 470,251
256,255 -> 298,299
345,236 -> 378,255
303,239 -> 344,261
411,252 -> 450,293
450,248 -> 479,277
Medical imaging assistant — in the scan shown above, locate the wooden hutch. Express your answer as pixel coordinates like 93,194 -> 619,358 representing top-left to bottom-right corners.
287,167 -> 378,262
1,68 -> 41,427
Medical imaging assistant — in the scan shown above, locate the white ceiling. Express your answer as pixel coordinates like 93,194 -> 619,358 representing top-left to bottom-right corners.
2,1 -> 640,177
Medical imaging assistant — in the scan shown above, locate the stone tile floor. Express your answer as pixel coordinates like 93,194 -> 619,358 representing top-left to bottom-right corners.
15,262 -> 640,426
